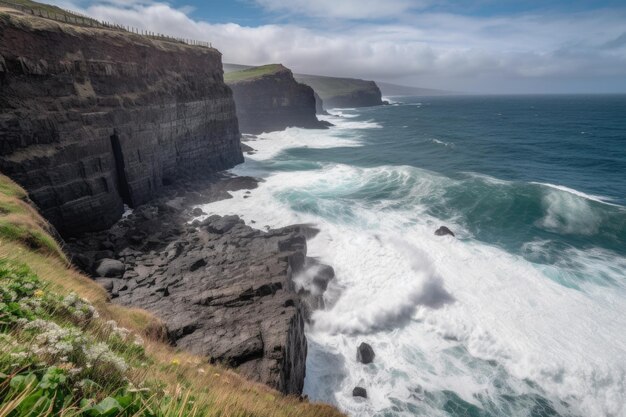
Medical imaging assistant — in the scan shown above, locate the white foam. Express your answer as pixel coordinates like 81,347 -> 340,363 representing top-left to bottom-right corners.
538,188 -> 603,235
428,138 -> 456,148
382,96 -> 402,105
532,182 -> 620,206
198,127 -> 626,417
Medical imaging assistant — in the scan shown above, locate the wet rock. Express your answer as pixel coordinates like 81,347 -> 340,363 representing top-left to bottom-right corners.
435,226 -> 455,237
94,250 -> 114,261
71,202 -> 312,395
203,215 -> 242,234
357,342 -> 375,364
191,207 -> 206,217
100,240 -> 115,251
353,387 -> 368,398
95,259 -> 125,278
72,253 -> 92,271
312,263 -> 335,292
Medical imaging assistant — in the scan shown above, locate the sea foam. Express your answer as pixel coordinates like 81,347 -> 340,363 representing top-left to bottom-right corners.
199,111 -> 626,417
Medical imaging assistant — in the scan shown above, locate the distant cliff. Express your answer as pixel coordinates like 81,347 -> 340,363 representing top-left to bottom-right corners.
0,9 -> 242,236
225,64 -> 329,134
294,73 -> 383,109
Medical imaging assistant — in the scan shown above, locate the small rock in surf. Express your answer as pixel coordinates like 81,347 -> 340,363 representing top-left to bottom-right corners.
352,387 -> 368,398
357,342 -> 375,364
435,226 -> 455,237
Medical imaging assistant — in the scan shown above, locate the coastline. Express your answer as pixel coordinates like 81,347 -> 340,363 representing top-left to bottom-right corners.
66,169 -> 337,395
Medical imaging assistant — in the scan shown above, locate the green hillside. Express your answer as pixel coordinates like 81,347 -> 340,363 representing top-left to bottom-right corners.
224,64 -> 286,83
292,74 -> 376,99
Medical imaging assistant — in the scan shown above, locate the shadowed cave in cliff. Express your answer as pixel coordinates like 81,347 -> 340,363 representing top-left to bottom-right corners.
110,132 -> 133,207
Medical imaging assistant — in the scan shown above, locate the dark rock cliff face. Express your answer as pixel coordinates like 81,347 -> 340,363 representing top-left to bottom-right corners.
313,92 -> 328,115
294,74 -> 384,109
322,82 -> 383,108
227,65 -> 328,134
66,177 -> 334,394
0,12 -> 242,236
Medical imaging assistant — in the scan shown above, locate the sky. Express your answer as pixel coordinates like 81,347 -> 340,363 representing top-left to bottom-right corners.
47,0 -> 626,94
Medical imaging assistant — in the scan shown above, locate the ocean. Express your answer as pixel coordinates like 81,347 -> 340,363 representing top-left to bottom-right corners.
201,95 -> 626,417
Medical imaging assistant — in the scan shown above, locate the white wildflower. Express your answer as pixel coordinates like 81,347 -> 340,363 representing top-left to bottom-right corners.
84,342 -> 128,373
69,367 -> 83,376
105,320 -> 131,340
133,335 -> 144,346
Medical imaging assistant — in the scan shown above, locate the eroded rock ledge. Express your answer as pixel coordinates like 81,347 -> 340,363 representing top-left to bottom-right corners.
67,177 -> 333,394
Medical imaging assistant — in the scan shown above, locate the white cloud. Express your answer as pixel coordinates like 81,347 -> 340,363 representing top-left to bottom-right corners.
46,1 -> 626,93
252,0 -> 423,20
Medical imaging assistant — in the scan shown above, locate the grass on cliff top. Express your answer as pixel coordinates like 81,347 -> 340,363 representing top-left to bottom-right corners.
224,64 -> 286,83
293,74 -> 376,99
0,173 -> 345,417
0,0 -> 98,23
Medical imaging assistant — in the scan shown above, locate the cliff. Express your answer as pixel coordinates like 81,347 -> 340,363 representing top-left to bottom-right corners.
225,64 -> 329,134
0,173 -> 345,417
0,7 -> 243,236
65,177 -> 336,394
294,73 -> 383,109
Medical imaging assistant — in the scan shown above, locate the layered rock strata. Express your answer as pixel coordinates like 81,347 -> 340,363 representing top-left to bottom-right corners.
0,9 -> 242,236
67,177 -> 334,394
227,65 -> 329,134
294,74 -> 384,109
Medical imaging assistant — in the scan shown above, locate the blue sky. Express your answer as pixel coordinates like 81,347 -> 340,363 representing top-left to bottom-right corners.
52,0 -> 626,93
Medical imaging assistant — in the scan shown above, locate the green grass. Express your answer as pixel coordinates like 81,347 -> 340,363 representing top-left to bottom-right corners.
0,173 -> 345,416
293,74 -> 375,99
224,64 -> 286,83
0,0 -> 98,22
0,221 -> 63,258
0,179 -> 26,200
0,175 -> 66,262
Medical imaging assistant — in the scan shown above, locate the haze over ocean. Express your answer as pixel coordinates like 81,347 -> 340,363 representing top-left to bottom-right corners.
203,94 -> 626,417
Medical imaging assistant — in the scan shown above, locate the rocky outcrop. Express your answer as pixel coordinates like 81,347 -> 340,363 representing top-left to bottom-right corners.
357,342 -> 375,364
435,226 -> 455,237
66,177 -> 334,394
353,387 -> 367,398
226,65 -> 329,134
294,74 -> 383,109
0,9 -> 242,236
313,92 -> 328,115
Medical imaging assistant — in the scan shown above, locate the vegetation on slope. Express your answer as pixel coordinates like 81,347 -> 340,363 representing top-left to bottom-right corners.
0,174 -> 344,417
292,74 -> 377,100
0,0 -> 99,24
224,64 -> 286,83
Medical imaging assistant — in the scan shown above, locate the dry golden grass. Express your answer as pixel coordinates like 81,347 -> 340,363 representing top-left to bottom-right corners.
0,174 -> 345,417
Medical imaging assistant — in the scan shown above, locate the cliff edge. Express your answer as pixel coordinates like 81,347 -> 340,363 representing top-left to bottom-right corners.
294,73 -> 383,109
0,7 -> 243,236
225,64 -> 329,134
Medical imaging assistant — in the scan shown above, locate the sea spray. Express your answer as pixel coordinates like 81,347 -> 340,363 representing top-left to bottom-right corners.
200,96 -> 626,417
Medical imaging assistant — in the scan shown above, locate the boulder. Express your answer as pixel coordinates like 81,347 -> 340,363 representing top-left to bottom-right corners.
72,253 -> 92,271
357,342 -> 375,364
203,215 -> 242,234
352,387 -> 367,398
435,226 -> 455,237
95,259 -> 125,277
191,207 -> 206,217
312,263 -> 335,292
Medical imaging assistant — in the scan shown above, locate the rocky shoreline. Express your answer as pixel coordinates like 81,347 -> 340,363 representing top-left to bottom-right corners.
66,174 -> 335,395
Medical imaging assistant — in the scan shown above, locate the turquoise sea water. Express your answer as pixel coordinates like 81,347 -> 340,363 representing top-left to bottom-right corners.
203,95 -> 626,417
